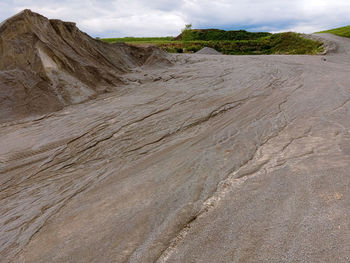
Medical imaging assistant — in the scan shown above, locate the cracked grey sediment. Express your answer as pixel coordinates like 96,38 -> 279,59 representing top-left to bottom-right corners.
1,34 -> 350,263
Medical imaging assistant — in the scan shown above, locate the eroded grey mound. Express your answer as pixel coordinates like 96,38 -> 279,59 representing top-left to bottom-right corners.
0,9 -> 169,123
196,47 -> 222,55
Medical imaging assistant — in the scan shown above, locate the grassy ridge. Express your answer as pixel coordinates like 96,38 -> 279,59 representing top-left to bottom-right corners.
166,33 -> 322,55
102,31 -> 323,55
269,33 -> 323,54
316,26 -> 350,38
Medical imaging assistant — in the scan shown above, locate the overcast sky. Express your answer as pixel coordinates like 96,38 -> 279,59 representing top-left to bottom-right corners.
1,0 -> 350,37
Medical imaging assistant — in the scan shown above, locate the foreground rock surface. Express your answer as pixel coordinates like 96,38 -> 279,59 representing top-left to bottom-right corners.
1,12 -> 350,262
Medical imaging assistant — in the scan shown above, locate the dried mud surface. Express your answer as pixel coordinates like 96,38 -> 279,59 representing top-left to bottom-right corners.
1,11 -> 350,263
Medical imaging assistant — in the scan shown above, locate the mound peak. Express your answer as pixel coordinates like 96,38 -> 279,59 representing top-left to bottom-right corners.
196,47 -> 222,55
0,10 -> 170,123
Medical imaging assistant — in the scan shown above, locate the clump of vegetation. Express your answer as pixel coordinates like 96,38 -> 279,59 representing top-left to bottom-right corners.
102,29 -> 323,55
316,25 -> 350,38
176,28 -> 271,41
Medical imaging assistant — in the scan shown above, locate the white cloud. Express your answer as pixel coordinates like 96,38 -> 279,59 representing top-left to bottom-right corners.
1,0 -> 350,37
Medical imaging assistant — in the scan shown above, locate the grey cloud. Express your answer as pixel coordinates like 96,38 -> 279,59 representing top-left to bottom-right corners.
0,0 -> 350,37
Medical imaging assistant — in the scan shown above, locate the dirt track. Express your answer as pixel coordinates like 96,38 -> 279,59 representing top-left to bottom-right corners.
1,33 -> 350,262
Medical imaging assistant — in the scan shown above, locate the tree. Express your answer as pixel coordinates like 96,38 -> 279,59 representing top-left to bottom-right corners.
184,24 -> 192,30
182,24 -> 192,41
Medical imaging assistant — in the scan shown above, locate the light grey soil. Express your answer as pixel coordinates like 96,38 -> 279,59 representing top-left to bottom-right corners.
196,47 -> 222,55
1,33 -> 350,263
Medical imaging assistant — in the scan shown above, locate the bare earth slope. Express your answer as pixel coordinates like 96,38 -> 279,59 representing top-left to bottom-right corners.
0,10 -> 168,123
1,15 -> 350,263
196,47 -> 222,55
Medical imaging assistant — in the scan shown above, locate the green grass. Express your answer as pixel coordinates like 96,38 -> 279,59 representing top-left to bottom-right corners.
102,37 -> 174,43
101,31 -> 323,55
316,26 -> 350,38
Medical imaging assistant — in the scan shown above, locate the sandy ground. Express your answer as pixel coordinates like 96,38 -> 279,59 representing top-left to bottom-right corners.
1,33 -> 350,262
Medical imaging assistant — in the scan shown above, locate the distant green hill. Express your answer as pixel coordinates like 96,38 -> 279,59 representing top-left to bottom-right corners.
317,26 -> 350,38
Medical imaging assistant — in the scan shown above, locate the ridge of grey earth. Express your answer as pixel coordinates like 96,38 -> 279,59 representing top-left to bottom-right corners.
196,46 -> 222,55
1,10 -> 350,263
